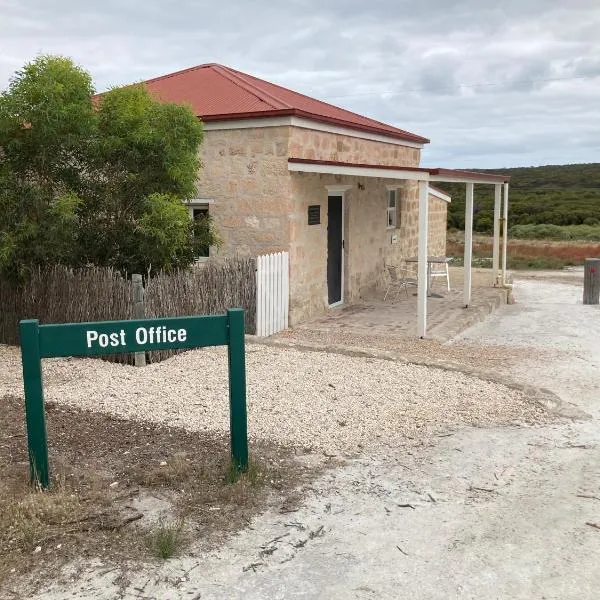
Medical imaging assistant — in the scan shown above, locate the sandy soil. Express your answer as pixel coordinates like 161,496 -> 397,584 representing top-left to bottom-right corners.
5,274 -> 600,599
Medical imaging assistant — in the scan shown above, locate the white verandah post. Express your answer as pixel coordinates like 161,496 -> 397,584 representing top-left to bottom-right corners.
501,182 -> 509,284
464,182 -> 474,307
492,183 -> 502,285
417,180 -> 429,338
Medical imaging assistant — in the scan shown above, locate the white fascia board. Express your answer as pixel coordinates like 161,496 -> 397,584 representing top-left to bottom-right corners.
202,115 -> 424,149
290,117 -> 424,149
289,161 -> 429,181
428,188 -> 451,203
429,174 -> 502,185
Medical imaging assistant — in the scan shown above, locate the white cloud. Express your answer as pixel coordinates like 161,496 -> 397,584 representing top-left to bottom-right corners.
0,0 -> 598,167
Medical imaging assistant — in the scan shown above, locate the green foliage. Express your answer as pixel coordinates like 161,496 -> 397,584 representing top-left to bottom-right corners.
146,518 -> 185,559
441,163 -> 600,234
0,55 -> 216,282
509,223 -> 600,241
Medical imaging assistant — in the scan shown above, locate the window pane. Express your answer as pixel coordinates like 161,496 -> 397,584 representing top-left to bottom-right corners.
190,205 -> 210,257
388,190 -> 396,208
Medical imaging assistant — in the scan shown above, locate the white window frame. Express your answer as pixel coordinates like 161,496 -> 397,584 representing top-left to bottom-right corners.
386,187 -> 398,229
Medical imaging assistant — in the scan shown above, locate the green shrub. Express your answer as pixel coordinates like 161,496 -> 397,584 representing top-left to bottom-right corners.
509,224 -> 600,241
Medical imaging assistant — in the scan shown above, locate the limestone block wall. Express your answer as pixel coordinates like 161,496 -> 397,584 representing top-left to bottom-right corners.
195,123 -> 446,326
289,127 -> 421,167
197,126 -> 292,258
427,196 -> 449,257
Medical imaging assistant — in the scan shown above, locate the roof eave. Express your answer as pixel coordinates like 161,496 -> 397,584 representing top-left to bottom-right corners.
200,109 -> 430,145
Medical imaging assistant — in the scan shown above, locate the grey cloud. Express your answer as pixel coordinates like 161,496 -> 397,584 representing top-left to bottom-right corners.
0,0 -> 599,167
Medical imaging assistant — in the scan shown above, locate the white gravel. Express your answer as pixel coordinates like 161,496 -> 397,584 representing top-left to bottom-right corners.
0,343 -> 548,453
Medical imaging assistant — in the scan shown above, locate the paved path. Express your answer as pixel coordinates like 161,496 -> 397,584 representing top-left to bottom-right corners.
33,275 -> 600,600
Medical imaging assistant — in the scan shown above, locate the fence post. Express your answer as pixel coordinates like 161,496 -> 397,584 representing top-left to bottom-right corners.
227,308 -> 248,471
19,319 -> 50,489
132,274 -> 146,366
583,258 -> 600,305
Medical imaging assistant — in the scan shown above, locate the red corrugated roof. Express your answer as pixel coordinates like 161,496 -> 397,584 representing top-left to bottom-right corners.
141,63 -> 429,145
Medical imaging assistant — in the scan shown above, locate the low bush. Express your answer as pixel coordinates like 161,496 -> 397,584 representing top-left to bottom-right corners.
509,224 -> 600,241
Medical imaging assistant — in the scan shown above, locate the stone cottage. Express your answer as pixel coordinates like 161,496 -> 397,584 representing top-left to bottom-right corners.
139,63 -> 507,328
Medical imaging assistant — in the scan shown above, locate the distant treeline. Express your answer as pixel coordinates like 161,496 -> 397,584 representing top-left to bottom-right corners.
436,163 -> 600,232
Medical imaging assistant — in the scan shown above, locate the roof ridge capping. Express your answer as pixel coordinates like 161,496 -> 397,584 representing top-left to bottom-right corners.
141,63 -> 219,86
215,65 -> 294,111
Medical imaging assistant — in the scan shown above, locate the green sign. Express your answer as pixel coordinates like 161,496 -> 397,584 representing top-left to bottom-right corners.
20,309 -> 248,489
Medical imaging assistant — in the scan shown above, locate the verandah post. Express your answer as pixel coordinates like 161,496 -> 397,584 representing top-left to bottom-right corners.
227,308 -> 249,470
417,180 -> 429,338
501,182 -> 509,284
464,182 -> 474,306
492,184 -> 502,285
19,319 -> 50,488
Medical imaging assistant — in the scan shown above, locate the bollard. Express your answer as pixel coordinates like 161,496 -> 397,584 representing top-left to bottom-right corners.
583,258 -> 600,305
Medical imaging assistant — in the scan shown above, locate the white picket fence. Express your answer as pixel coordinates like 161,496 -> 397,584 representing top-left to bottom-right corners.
256,251 -> 289,337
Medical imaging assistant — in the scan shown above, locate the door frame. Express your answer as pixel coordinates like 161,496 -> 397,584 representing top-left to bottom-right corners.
326,185 -> 351,308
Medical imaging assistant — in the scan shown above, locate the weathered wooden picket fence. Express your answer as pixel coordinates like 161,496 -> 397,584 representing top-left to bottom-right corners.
256,251 -> 289,337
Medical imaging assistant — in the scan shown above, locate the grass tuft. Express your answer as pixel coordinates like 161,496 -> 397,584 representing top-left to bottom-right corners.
146,518 -> 185,560
224,458 -> 262,486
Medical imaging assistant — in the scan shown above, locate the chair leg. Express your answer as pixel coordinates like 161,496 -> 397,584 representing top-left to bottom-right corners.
384,284 -> 390,301
446,263 -> 451,292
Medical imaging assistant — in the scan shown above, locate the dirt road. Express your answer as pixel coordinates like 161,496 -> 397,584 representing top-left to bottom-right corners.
27,275 -> 600,599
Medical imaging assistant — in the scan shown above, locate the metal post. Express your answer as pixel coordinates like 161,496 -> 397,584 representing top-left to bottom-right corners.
464,183 -> 474,307
492,184 -> 502,286
227,308 -> 248,471
417,180 -> 429,338
132,274 -> 146,367
19,319 -> 50,488
502,183 -> 509,284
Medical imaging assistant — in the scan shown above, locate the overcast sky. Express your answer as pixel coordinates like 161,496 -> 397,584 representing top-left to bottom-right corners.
1,0 -> 599,168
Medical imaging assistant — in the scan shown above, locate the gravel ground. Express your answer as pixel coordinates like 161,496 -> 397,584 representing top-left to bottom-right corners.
1,343 -> 549,454
274,328 -> 559,373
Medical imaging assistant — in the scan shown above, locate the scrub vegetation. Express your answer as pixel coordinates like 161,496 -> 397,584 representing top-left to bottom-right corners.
0,55 -> 219,283
439,163 -> 600,234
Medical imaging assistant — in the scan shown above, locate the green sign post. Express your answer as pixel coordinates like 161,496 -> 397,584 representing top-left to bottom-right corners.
20,308 -> 248,489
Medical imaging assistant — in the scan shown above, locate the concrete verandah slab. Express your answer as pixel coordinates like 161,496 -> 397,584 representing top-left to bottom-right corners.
289,268 -> 509,342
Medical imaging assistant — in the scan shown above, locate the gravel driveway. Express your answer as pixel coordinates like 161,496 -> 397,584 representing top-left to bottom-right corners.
0,341 -> 547,454
7,274 -> 596,600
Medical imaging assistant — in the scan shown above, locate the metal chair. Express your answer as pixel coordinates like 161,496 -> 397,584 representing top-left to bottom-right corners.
384,264 -> 418,300
428,260 -> 451,292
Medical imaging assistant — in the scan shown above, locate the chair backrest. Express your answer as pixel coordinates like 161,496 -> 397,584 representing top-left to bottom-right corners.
385,264 -> 399,282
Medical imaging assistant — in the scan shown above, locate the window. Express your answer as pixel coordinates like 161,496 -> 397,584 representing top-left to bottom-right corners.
187,202 -> 212,258
387,189 -> 397,228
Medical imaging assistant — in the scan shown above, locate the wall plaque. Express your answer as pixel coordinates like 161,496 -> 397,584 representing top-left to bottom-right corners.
308,205 -> 320,225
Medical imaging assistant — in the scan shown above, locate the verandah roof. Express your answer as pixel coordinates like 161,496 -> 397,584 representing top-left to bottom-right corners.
288,157 -> 510,339
287,158 -> 510,184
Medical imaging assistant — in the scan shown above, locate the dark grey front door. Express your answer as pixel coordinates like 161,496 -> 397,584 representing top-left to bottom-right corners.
327,195 -> 343,305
